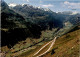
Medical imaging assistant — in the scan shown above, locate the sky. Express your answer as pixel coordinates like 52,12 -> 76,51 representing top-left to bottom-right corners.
4,0 -> 80,13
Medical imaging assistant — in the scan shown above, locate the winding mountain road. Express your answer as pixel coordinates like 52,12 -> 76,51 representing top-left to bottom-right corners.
12,37 -> 57,57
33,37 -> 57,57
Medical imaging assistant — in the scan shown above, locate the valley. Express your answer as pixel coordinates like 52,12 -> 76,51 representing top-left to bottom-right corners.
1,0 -> 80,57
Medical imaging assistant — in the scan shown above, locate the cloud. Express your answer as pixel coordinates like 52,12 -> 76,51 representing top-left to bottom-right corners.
41,4 -> 54,8
40,0 -> 43,3
63,1 -> 80,9
71,11 -> 78,15
8,3 -> 17,7
23,0 -> 30,2
64,1 -> 69,5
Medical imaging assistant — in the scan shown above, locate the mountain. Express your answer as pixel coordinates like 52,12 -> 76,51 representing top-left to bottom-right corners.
12,4 -> 80,26
1,1 -> 26,47
1,0 -> 80,48
1,1 -> 63,48
55,11 -> 80,25
1,1 -> 80,57
57,11 -> 79,15
1,1 -> 41,47
1,0 -> 26,28
12,4 -> 63,29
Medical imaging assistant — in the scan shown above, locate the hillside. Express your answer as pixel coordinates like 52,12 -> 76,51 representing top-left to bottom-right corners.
17,26 -> 80,57
1,26 -> 80,57
42,28 -> 80,57
1,1 -> 46,47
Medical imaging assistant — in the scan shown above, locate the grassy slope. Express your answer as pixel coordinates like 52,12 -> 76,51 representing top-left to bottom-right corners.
18,29 -> 80,57
43,29 -> 80,57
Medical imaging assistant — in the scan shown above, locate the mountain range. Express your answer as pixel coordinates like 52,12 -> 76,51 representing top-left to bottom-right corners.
1,0 -> 80,48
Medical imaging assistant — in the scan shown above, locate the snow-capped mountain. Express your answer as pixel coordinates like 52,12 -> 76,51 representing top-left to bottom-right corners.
8,3 -> 51,12
8,3 -> 17,7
